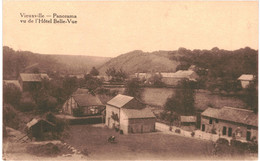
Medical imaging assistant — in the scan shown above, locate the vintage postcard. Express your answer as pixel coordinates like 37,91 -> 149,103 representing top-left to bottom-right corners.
2,1 -> 258,160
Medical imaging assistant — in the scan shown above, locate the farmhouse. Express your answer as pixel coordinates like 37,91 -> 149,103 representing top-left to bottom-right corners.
18,73 -> 50,91
62,91 -> 105,116
106,94 -> 156,134
238,74 -> 254,88
201,106 -> 258,141
160,70 -> 199,86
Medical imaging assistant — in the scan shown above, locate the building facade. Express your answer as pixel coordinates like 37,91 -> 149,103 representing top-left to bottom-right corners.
106,94 -> 156,134
201,107 -> 258,141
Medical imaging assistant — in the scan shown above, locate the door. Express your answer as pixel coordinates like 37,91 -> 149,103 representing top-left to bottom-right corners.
228,127 -> 232,137
222,126 -> 226,135
202,124 -> 205,131
246,131 -> 251,141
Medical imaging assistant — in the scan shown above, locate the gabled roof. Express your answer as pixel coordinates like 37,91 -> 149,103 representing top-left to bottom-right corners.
73,93 -> 103,107
73,88 -> 89,95
19,73 -> 49,82
26,118 -> 55,129
121,108 -> 155,119
238,74 -> 254,81
180,116 -> 197,123
201,106 -> 258,127
107,94 -> 134,108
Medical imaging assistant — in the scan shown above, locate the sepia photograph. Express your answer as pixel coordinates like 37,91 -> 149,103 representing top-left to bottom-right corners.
2,1 -> 258,160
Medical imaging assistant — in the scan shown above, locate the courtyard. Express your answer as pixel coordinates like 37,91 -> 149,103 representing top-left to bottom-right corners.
64,124 -> 216,160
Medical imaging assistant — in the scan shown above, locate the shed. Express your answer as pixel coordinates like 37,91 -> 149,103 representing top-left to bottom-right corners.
26,118 -> 55,140
238,74 -> 254,88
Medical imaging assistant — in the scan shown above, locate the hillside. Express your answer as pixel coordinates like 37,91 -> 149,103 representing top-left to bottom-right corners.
98,50 -> 179,75
3,46 -> 111,79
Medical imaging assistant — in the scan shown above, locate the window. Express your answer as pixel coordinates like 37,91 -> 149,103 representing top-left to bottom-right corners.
222,126 -> 227,135
202,124 -> 205,131
228,127 -> 232,137
215,119 -> 219,123
209,119 -> 212,124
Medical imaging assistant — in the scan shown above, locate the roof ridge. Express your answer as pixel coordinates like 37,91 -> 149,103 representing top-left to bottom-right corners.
222,106 -> 253,113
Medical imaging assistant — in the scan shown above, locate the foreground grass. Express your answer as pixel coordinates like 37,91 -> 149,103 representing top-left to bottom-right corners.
64,124 -> 215,160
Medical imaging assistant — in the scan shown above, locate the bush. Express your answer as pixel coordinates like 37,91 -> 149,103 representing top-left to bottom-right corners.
175,129 -> 181,134
216,138 -> 229,145
3,84 -> 21,106
120,130 -> 124,134
19,100 -> 36,112
230,139 -> 243,148
191,131 -> 195,137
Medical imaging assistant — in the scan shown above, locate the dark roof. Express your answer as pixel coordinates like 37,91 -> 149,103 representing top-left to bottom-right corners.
73,94 -> 103,107
107,94 -> 134,108
19,73 -> 49,82
201,106 -> 258,127
121,108 -> 155,119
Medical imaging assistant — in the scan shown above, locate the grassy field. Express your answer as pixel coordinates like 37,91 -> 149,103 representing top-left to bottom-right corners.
64,124 -> 216,160
141,88 -> 245,110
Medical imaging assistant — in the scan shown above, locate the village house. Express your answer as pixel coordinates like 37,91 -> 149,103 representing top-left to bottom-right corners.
62,89 -> 105,116
106,94 -> 156,134
201,106 -> 258,141
160,70 -> 199,86
238,74 -> 254,88
134,73 -> 152,80
3,80 -> 22,91
18,73 -> 50,91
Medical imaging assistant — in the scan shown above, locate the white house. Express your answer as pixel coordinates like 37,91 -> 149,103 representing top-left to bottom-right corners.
238,74 -> 254,88
106,94 -> 156,134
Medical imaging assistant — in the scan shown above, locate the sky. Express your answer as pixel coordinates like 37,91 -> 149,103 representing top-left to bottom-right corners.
3,1 -> 258,57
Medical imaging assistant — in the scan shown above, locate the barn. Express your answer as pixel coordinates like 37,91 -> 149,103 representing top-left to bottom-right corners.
18,73 -> 50,91
106,94 -> 156,134
26,118 -> 55,141
62,90 -> 105,117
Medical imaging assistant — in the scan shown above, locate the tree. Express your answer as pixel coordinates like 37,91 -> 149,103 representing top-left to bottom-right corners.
84,74 -> 102,91
90,67 -> 99,76
3,84 -> 21,106
105,67 -> 127,82
243,79 -> 258,113
164,79 -> 195,116
124,78 -> 142,98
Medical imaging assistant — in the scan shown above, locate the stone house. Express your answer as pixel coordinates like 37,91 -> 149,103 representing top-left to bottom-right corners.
106,94 -> 156,134
201,106 -> 258,141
